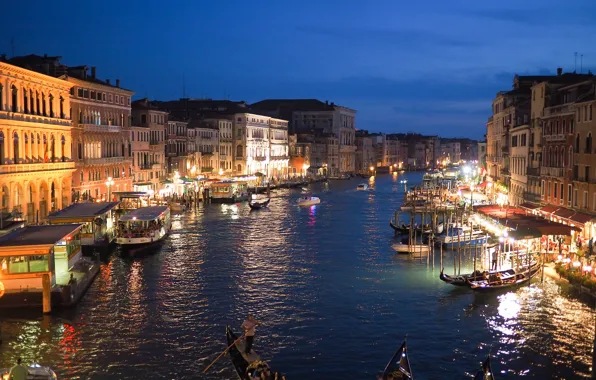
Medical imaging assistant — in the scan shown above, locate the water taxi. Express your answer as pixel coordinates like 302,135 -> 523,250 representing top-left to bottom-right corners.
116,206 -> 171,247
356,183 -> 369,191
435,227 -> 488,248
297,196 -> 320,207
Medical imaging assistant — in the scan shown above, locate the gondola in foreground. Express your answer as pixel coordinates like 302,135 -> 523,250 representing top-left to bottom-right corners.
467,262 -> 541,292
381,338 -> 413,379
225,325 -> 282,380
248,197 -> 270,210
473,354 -> 495,380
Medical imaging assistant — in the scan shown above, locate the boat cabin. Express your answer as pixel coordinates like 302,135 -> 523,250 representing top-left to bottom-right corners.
0,224 -> 83,293
210,181 -> 249,203
113,191 -> 152,212
116,206 -> 171,244
48,202 -> 119,253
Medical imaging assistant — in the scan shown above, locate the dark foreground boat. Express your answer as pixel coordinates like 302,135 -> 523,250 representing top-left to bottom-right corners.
225,325 -> 283,380
381,338 -> 413,379
467,262 -> 541,291
439,268 -> 484,286
249,197 -> 270,210
474,354 -> 495,380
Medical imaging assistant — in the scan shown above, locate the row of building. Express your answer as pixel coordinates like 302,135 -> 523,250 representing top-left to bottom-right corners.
0,53 -> 479,225
484,67 -> 596,237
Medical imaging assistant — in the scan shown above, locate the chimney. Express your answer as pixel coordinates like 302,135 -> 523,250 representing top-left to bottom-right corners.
91,66 -> 96,78
557,67 -> 563,76
116,79 -> 120,88
106,79 -> 110,85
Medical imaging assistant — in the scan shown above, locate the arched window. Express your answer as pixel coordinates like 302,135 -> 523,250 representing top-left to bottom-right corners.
586,133 -> 592,154
50,135 -> 56,162
61,135 -> 66,162
0,84 -> 3,111
0,131 -> 4,165
11,86 -> 18,113
43,135 -> 48,162
35,92 -> 40,115
59,96 -> 64,118
569,146 -> 574,168
576,133 -> 580,152
80,171 -> 83,183
49,94 -> 54,117
24,134 -> 29,161
13,132 -> 19,163
23,88 -> 28,113
42,93 -> 47,116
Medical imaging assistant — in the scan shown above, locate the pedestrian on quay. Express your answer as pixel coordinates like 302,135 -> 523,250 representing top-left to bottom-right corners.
242,314 -> 261,355
8,358 -> 28,380
491,248 -> 498,271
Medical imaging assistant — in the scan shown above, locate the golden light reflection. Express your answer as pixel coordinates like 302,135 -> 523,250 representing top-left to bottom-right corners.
220,204 -> 240,220
497,292 -> 521,320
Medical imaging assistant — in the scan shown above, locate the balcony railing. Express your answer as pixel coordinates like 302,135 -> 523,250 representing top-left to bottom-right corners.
543,134 -> 566,142
82,124 -> 121,133
152,163 -> 162,169
0,110 -> 71,127
544,104 -> 574,117
83,157 -> 127,166
270,155 -> 289,160
0,161 -> 75,174
540,166 -> 565,177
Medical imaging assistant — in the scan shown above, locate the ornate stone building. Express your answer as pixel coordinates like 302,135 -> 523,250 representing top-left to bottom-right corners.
0,60 -> 74,223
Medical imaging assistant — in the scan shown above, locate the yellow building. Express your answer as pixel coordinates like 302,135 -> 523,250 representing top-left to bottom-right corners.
0,60 -> 75,223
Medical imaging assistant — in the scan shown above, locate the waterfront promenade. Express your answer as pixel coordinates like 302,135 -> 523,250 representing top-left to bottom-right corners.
0,173 -> 594,379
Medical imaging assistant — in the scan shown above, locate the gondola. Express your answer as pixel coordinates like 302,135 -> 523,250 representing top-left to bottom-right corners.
467,262 -> 541,292
439,268 -> 484,286
381,338 -> 413,379
474,354 -> 495,380
248,198 -> 270,210
225,326 -> 282,379
389,221 -> 429,235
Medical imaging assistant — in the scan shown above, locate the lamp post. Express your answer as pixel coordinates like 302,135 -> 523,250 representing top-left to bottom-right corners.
369,166 -> 375,177
105,177 -> 114,202
470,184 -> 475,210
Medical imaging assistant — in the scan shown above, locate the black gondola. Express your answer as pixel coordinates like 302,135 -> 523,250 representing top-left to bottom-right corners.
249,198 -> 270,210
467,262 -> 541,291
474,354 -> 495,380
389,221 -> 429,235
225,326 -> 281,380
381,338 -> 413,379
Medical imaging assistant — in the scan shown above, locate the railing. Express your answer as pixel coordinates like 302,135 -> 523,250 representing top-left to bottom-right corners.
540,166 -> 565,177
83,157 -> 126,166
270,155 -> 289,160
82,124 -> 121,133
0,110 -> 71,127
544,104 -> 574,117
152,163 -> 162,169
0,161 -> 75,174
544,134 -> 566,142
527,167 -> 540,176
254,156 -> 267,161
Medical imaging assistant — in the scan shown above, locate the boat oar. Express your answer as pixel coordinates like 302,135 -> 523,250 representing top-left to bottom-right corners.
203,332 -> 246,373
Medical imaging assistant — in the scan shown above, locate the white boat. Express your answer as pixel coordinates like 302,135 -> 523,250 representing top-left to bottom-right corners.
356,183 -> 369,191
116,206 -> 171,246
392,243 -> 431,255
436,228 -> 488,247
297,196 -> 321,206
1,364 -> 57,379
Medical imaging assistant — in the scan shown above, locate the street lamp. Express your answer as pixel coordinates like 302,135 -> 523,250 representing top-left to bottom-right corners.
219,168 -> 224,176
105,177 -> 114,201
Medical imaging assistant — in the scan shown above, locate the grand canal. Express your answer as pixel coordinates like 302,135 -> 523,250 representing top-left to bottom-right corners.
1,172 -> 595,379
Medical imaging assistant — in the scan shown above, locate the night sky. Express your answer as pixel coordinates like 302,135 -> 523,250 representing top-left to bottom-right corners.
3,0 -> 596,139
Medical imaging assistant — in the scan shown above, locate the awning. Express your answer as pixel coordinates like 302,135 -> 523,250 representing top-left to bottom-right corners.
519,202 -> 540,211
569,212 -> 595,225
476,181 -> 488,189
553,208 -> 576,219
539,205 -> 558,214
537,224 -> 580,235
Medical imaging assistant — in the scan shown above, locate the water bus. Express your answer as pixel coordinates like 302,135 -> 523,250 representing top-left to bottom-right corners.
116,206 -> 171,247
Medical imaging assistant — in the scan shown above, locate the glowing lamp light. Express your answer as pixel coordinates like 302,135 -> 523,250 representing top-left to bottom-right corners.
369,166 -> 374,171
563,258 -> 571,264
219,168 -> 224,176
583,265 -> 592,272
557,255 -> 562,261
132,216 -> 137,221
573,261 -> 581,268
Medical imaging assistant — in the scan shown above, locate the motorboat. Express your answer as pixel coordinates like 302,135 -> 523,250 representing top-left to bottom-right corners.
1,363 -> 57,379
297,196 -> 320,206
116,206 -> 171,247
356,183 -> 369,191
435,228 -> 488,248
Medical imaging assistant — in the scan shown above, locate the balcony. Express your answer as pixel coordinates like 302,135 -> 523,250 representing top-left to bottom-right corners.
150,144 -> 164,152
152,163 -> 162,169
527,167 -> 540,176
0,110 -> 71,127
84,157 -> 128,166
540,166 -> 565,177
0,161 -> 75,174
270,155 -> 289,160
544,104 -> 574,117
82,123 -> 121,133
544,134 -> 566,142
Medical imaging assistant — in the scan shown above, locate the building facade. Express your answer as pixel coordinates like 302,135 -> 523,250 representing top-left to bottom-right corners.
193,120 -> 220,175
201,117 -> 233,174
0,60 -> 75,223
355,132 -> 375,174
509,125 -> 530,206
165,119 -> 189,177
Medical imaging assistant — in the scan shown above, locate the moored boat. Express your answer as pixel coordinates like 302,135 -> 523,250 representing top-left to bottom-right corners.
439,268 -> 486,287
381,338 -> 413,379
391,243 -> 430,256
435,228 -> 488,247
357,183 -> 369,191
1,363 -> 57,380
474,354 -> 496,380
225,325 -> 282,380
297,196 -> 320,206
116,206 -> 171,247
467,261 -> 541,291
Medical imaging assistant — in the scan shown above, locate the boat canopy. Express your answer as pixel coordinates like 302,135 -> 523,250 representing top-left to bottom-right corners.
120,206 -> 169,222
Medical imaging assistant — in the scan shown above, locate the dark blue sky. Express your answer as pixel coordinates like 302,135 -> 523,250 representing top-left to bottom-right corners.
3,0 -> 596,139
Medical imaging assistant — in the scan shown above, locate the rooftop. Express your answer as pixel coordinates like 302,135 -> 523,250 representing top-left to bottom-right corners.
48,202 -> 119,219
120,206 -> 169,221
0,224 -> 82,247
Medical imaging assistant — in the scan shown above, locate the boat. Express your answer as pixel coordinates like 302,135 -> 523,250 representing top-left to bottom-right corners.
440,268 -> 487,286
389,221 -> 430,234
116,206 -> 171,247
1,364 -> 57,379
474,354 -> 495,380
225,325 -> 282,380
356,183 -> 369,191
391,243 -> 430,256
467,261 -> 541,291
435,228 -> 488,247
297,196 -> 320,206
210,181 -> 250,203
381,338 -> 413,379
249,195 -> 270,210
168,201 -> 185,212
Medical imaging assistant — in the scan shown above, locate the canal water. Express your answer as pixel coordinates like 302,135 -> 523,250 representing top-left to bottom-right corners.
0,172 -> 594,379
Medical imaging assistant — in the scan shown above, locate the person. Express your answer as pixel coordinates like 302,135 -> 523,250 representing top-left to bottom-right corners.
8,358 -> 28,380
491,249 -> 498,271
242,314 -> 261,355
68,273 -> 77,286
